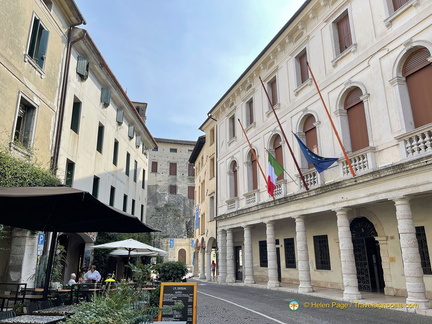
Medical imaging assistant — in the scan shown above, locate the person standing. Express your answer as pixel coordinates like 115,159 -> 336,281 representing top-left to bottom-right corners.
84,265 -> 101,282
211,260 -> 216,280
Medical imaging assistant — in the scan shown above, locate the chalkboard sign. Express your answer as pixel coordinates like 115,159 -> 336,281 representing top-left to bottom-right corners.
158,282 -> 197,324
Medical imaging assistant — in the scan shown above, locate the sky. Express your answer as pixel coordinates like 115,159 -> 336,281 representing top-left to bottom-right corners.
74,0 -> 306,141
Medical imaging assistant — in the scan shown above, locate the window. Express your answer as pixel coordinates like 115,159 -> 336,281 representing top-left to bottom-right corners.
113,139 -> 119,166
314,235 -> 331,270
188,186 -> 195,200
92,176 -> 100,198
42,0 -> 53,10
209,157 -> 215,179
109,186 -> 116,207
209,128 -> 215,145
96,123 -> 104,153
246,98 -> 254,126
188,163 -> 195,176
344,87 -> 369,151
142,169 -> 146,189
228,114 -> 236,140
70,99 -> 81,134
335,11 -> 352,55
169,185 -> 177,195
259,241 -> 268,267
303,115 -> 318,169
416,226 -> 432,275
268,77 -> 278,107
272,135 -> 284,181
131,199 -> 135,215
392,0 -> 409,12
133,160 -> 138,182
284,238 -> 296,268
27,16 -> 49,69
101,87 -> 110,106
76,56 -> 89,80
65,160 -> 75,187
169,163 -> 177,176
125,152 -> 130,176
200,181 -> 205,202
123,194 -> 128,212
151,161 -> 158,173
296,49 -> 309,85
402,48 -> 432,128
229,161 -> 238,198
247,150 -> 258,191
170,148 -> 177,153
14,96 -> 36,148
209,195 -> 215,221
140,204 -> 144,222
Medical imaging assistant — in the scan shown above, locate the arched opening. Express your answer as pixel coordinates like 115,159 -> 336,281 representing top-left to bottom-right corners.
350,217 -> 385,292
272,134 -> 284,181
303,115 -> 318,169
229,161 -> 238,198
402,48 -> 432,128
344,87 -> 369,152
247,150 -> 258,191
178,249 -> 186,264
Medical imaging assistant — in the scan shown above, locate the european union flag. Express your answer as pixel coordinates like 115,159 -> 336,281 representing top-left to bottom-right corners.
293,133 -> 338,173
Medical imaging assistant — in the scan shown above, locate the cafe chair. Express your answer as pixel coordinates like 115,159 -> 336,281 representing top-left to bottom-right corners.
37,300 -> 53,310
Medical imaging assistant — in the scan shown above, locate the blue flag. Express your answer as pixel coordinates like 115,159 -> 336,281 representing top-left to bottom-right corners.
293,133 -> 338,173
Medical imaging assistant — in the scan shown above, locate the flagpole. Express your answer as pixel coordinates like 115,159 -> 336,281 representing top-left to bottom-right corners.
306,62 -> 356,177
259,77 -> 309,190
237,119 -> 275,200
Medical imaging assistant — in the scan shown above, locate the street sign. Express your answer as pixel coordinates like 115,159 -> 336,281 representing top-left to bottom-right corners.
37,233 -> 45,256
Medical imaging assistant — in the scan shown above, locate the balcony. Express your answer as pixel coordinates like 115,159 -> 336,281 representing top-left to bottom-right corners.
244,190 -> 259,206
226,198 -> 238,212
400,126 -> 432,158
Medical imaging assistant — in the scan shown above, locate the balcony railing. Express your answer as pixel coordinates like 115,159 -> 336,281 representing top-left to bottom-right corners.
299,170 -> 319,189
342,152 -> 370,176
244,190 -> 259,206
401,127 -> 432,157
226,198 -> 238,211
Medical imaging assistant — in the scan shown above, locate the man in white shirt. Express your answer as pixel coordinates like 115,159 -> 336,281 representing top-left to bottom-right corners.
68,273 -> 77,285
83,265 -> 101,282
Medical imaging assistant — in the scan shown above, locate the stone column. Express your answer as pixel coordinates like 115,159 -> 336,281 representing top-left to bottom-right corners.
217,229 -> 227,284
243,225 -> 255,284
205,250 -> 212,281
394,198 -> 430,309
335,208 -> 361,301
266,221 -> 280,288
226,229 -> 235,283
199,248 -> 206,279
295,216 -> 313,293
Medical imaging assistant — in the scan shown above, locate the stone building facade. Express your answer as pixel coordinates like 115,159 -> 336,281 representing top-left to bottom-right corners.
54,27 -> 157,282
146,138 -> 196,246
207,0 -> 432,309
0,0 -> 85,284
189,118 -> 218,279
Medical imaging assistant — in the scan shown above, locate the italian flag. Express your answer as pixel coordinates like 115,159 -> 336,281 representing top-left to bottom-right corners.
267,152 -> 284,197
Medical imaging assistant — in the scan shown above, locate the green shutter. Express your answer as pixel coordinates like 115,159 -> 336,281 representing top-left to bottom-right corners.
28,18 -> 40,58
76,56 -> 89,80
116,109 -> 124,124
101,87 -> 110,106
36,29 -> 49,69
128,125 -> 135,139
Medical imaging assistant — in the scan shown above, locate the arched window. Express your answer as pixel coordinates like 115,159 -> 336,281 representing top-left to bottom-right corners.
402,48 -> 432,128
303,115 -> 318,169
272,135 -> 284,181
248,150 -> 258,191
229,161 -> 238,198
344,87 -> 368,152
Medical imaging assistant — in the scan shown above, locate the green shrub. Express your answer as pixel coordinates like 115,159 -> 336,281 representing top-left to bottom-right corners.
152,261 -> 188,282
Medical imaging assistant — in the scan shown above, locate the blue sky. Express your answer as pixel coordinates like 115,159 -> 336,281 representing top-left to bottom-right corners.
75,0 -> 306,141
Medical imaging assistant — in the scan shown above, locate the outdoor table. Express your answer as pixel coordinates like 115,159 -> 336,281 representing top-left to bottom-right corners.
0,295 -> 43,312
0,315 -> 65,323
33,305 -> 75,316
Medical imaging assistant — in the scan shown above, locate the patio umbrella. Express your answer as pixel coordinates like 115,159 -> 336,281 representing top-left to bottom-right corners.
109,249 -> 160,257
0,186 -> 158,298
93,239 -> 168,258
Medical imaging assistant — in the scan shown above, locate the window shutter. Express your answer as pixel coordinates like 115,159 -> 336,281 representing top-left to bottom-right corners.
135,134 -> 142,148
337,14 -> 352,53
116,109 -> 124,124
128,125 -> 135,139
76,56 -> 89,80
28,18 -> 40,58
101,88 -> 110,106
36,29 -> 49,69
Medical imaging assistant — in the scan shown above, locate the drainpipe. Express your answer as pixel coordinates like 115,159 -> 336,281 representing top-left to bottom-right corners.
50,27 -> 87,173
